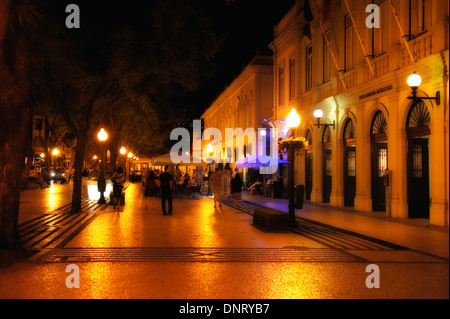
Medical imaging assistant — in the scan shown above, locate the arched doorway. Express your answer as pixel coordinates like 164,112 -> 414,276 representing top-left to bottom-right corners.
406,100 -> 430,218
322,126 -> 332,203
305,129 -> 313,200
343,119 -> 356,207
370,110 -> 388,212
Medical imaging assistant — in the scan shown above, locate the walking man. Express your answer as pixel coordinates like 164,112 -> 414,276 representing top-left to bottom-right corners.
158,165 -> 173,215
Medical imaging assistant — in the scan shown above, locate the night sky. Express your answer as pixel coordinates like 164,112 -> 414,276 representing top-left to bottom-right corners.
52,0 -> 295,122
183,0 -> 295,119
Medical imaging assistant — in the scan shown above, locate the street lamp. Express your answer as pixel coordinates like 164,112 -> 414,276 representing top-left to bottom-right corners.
313,108 -> 335,129
51,148 -> 59,168
120,147 -> 126,155
286,108 -> 301,226
97,128 -> 108,204
407,72 -> 440,105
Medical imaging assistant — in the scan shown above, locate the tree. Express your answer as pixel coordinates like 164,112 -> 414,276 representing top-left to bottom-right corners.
37,0 -> 221,213
0,0 -> 38,261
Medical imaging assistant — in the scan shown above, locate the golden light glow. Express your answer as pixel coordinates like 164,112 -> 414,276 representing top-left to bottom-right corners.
93,155 -> 98,160
120,147 -> 126,155
40,153 -> 45,158
407,72 -> 422,88
52,148 -> 59,156
313,108 -> 324,119
286,108 -> 300,128
206,144 -> 213,153
97,128 -> 108,142
128,152 -> 133,158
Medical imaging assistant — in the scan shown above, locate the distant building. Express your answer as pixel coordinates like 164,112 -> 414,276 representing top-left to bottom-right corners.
31,115 -> 74,171
201,55 -> 274,182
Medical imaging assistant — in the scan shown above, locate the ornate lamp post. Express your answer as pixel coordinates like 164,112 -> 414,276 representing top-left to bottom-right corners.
119,146 -> 126,177
406,72 -> 440,105
97,128 -> 108,204
313,108 -> 335,129
281,108 -> 302,226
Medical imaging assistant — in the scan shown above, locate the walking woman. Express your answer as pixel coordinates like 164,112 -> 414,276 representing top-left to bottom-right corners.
209,167 -> 223,208
144,170 -> 157,210
230,172 -> 243,208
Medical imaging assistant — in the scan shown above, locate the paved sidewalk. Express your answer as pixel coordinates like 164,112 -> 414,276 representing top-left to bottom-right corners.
0,182 -> 446,299
240,193 -> 449,260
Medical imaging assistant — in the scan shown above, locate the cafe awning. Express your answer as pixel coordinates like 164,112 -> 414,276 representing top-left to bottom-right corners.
233,155 -> 289,169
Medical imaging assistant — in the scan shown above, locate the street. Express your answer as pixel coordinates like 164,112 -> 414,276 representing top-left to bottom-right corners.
0,183 -> 447,299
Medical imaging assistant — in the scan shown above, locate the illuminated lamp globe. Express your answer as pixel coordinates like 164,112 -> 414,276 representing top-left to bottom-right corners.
128,152 -> 133,158
407,72 -> 422,88
206,144 -> 213,153
97,128 -> 108,142
286,108 -> 300,128
260,129 -> 266,136
120,147 -> 126,155
313,108 -> 324,119
52,148 -> 59,156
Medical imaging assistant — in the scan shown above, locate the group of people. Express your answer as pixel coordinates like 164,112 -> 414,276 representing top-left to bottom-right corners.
111,165 -> 247,214
209,168 -> 243,209
140,166 -> 175,215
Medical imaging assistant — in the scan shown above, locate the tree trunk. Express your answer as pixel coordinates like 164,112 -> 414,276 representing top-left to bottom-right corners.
70,130 -> 88,213
0,0 -> 33,262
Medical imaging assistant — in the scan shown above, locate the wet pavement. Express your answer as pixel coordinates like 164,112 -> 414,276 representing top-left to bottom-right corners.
0,182 -> 448,299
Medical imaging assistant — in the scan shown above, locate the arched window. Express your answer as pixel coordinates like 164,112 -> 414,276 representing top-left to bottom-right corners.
406,100 -> 430,137
322,125 -> 332,148
305,129 -> 312,150
371,110 -> 388,142
343,118 -> 356,146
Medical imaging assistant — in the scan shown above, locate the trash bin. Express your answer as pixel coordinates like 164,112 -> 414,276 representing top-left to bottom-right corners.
295,184 -> 304,209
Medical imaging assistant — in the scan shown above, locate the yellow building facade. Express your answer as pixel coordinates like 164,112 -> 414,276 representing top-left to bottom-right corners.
271,0 -> 448,226
201,56 -> 274,180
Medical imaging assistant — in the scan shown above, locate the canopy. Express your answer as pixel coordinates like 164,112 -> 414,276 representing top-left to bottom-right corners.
151,152 -> 206,167
233,155 -> 289,169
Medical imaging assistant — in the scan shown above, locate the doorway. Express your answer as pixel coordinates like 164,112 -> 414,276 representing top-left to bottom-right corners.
305,129 -> 313,200
370,110 -> 388,212
406,100 -> 430,219
343,119 -> 356,207
322,126 -> 332,203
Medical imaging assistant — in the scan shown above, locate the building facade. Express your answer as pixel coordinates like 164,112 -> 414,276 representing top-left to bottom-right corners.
270,0 -> 448,226
201,56 -> 274,181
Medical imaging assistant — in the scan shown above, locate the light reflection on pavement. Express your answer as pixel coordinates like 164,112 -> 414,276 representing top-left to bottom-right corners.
4,182 -> 447,299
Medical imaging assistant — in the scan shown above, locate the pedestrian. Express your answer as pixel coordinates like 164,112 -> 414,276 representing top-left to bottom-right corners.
209,167 -> 223,208
144,170 -> 157,210
111,167 -> 125,211
230,173 -> 243,208
158,165 -> 173,215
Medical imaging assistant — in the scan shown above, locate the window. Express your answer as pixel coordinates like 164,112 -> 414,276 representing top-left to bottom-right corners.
34,119 -> 43,131
279,66 -> 285,106
372,0 -> 387,56
306,44 -> 313,91
345,14 -> 356,70
289,58 -> 296,100
323,30 -> 332,83
409,0 -> 428,37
